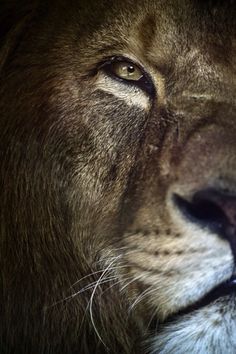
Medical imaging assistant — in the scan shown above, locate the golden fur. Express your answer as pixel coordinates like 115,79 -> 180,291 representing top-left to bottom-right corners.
1,1 -> 236,353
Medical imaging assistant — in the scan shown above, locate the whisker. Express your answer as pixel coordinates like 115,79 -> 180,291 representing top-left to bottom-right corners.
145,307 -> 159,335
99,273 -> 133,297
47,275 -> 118,309
87,255 -> 122,349
128,287 -> 156,314
94,253 -> 126,265
47,264 -> 127,309
120,274 -> 144,292
69,270 -> 110,288
71,276 -> 117,296
69,264 -> 126,289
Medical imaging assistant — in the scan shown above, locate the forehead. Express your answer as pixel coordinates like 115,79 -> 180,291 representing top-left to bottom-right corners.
76,0 -> 236,54
44,0 -> 236,106
74,1 -> 236,84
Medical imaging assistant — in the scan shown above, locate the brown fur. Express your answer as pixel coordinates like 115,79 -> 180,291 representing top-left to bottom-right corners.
1,1 -> 236,353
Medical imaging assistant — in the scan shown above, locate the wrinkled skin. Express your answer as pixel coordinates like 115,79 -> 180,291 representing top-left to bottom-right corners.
1,0 -> 236,353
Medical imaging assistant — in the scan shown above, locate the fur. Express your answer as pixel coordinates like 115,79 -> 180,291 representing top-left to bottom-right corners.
1,1 -> 236,353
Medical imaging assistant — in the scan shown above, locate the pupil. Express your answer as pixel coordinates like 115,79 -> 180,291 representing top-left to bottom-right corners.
127,65 -> 135,74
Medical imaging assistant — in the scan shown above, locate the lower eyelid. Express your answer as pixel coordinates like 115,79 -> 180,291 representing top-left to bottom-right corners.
95,72 -> 151,109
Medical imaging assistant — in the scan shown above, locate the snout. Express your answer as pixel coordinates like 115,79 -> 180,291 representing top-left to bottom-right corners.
166,108 -> 236,262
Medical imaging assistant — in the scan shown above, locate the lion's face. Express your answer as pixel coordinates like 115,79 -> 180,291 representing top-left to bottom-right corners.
1,0 -> 236,353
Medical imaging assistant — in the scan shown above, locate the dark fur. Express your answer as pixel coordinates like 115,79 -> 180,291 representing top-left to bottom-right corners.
1,1 -> 236,353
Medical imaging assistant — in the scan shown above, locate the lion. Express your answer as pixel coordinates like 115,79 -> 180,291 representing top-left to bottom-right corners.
1,0 -> 236,353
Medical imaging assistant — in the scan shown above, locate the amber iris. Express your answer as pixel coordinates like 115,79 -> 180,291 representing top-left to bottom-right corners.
111,61 -> 143,81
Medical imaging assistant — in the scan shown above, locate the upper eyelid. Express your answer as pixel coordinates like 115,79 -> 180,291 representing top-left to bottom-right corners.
98,55 -> 144,72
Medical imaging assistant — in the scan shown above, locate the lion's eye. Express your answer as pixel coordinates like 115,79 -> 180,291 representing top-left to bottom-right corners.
101,57 -> 155,96
111,61 -> 143,81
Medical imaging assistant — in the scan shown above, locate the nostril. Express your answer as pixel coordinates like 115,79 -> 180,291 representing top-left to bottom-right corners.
194,189 -> 236,228
174,188 -> 236,233
174,188 -> 236,259
174,194 -> 227,233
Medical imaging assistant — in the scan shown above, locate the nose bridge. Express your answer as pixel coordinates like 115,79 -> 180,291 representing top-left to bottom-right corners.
184,125 -> 236,164
174,103 -> 236,182
158,102 -> 236,209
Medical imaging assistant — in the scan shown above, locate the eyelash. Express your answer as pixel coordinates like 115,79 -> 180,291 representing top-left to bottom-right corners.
99,56 -> 156,97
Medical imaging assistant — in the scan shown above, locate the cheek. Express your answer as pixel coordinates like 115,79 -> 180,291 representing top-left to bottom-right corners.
73,88 -> 148,154
66,90 -> 151,239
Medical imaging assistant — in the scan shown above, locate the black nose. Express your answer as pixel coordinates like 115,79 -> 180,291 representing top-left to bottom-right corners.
174,188 -> 236,256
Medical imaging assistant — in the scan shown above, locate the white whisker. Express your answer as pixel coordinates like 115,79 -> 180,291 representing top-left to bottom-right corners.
69,270 -> 110,288
120,274 -> 144,292
99,274 -> 132,297
47,275 -> 117,309
129,287 -> 156,314
88,254 -> 122,349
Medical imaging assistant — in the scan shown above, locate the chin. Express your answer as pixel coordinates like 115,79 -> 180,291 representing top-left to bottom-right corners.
151,295 -> 236,354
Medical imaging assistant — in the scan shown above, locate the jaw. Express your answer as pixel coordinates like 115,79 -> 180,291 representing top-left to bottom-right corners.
150,295 -> 236,354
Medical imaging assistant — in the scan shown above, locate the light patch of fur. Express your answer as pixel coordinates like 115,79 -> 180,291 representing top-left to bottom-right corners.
182,92 -> 216,100
96,73 -> 151,109
123,219 -> 233,321
150,297 -> 236,354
